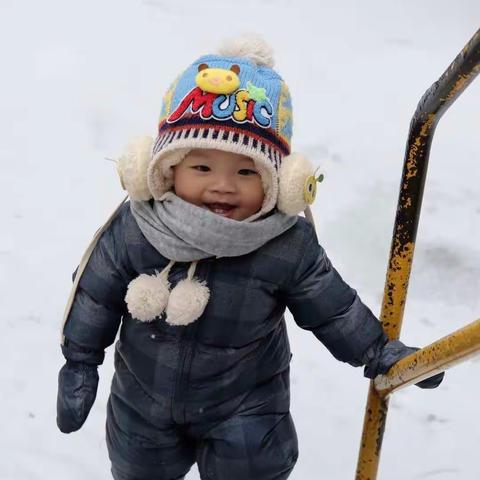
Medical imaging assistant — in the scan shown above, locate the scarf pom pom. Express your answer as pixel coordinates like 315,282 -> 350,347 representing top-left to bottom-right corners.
125,273 -> 169,322
165,278 -> 210,326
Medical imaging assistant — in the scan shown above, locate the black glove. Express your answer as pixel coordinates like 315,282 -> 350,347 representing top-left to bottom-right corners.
56,338 -> 105,433
364,337 -> 445,389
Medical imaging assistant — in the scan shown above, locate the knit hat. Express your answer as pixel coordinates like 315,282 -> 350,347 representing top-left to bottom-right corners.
117,34 -> 322,221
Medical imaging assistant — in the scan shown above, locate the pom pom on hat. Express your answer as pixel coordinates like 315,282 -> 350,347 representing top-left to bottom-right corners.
217,33 -> 275,68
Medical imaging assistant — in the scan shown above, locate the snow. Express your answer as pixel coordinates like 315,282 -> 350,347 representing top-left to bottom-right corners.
1,0 -> 479,478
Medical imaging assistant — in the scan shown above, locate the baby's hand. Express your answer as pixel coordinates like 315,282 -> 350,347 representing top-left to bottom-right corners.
56,360 -> 99,433
386,344 -> 445,389
56,338 -> 104,433
414,371 -> 445,389
364,339 -> 445,389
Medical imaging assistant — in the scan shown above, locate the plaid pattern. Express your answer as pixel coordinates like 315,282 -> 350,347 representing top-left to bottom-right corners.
63,202 -> 385,478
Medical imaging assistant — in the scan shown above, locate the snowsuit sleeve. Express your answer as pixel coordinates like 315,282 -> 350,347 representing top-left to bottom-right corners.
62,206 -> 133,351
282,221 -> 386,367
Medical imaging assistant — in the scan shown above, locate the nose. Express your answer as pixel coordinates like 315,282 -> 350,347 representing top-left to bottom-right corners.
208,172 -> 237,194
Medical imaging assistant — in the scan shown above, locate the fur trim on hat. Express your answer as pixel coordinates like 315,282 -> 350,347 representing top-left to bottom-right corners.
217,33 -> 275,68
148,147 -> 190,200
117,136 -> 154,201
277,153 -> 315,216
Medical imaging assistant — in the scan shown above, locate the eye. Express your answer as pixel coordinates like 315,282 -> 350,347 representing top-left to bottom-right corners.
192,165 -> 210,172
238,169 -> 258,176
202,72 -> 208,78
226,75 -> 232,81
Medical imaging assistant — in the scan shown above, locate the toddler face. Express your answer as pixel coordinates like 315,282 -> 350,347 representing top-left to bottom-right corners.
172,148 -> 264,221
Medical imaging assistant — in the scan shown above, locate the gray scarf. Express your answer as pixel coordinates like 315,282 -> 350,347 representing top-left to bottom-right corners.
130,192 -> 297,261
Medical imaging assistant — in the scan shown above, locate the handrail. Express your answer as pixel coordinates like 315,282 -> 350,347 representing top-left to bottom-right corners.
355,28 -> 480,480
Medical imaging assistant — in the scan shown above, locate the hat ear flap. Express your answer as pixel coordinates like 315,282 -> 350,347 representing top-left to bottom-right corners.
117,136 -> 154,200
277,153 -> 317,216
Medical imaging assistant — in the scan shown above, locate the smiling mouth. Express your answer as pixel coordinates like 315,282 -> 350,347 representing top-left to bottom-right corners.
204,202 -> 237,217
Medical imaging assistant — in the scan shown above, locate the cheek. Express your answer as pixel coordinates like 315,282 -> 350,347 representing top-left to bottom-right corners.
173,168 -> 203,204
244,178 -> 265,209
172,168 -> 190,196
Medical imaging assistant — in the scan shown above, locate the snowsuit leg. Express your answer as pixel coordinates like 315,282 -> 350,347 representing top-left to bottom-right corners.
106,357 -> 196,480
107,396 -> 195,479
192,369 -> 298,480
196,411 -> 298,480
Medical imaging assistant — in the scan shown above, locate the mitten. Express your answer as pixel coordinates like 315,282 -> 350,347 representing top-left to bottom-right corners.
56,338 -> 105,433
364,337 -> 445,389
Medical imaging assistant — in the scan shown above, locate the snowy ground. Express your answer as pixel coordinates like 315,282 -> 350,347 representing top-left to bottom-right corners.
1,1 -> 479,479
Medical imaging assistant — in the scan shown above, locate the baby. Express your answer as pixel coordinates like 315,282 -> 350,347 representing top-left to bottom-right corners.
57,36 -> 443,480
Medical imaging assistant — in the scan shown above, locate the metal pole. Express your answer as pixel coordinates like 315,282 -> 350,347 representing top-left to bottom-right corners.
355,29 -> 480,480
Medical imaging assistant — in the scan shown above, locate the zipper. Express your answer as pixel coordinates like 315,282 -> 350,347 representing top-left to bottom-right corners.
174,321 -> 197,423
171,259 -> 212,424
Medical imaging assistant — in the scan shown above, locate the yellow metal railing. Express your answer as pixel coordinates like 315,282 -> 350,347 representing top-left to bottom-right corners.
355,28 -> 480,480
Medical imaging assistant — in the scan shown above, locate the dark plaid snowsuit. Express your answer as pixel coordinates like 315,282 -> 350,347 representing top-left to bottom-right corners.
63,201 -> 385,480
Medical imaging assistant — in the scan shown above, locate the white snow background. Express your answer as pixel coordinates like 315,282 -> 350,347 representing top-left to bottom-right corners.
1,0 -> 479,478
